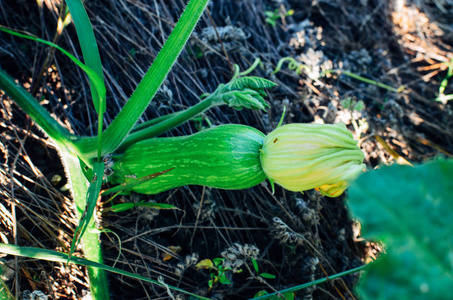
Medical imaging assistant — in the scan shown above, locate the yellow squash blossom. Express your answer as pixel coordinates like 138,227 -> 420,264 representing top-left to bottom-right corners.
260,123 -> 365,197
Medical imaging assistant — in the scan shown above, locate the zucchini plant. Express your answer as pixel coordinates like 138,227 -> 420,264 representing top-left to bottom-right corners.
0,0 -> 365,299
108,122 -> 365,197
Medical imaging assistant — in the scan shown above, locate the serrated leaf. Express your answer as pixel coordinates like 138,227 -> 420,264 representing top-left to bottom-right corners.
196,259 -> 214,270
229,76 -> 277,91
213,76 -> 274,111
259,273 -> 276,279
347,159 -> 453,300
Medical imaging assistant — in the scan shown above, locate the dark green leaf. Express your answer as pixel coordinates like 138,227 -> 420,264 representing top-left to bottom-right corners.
253,290 -> 268,298
259,273 -> 276,279
107,201 -> 177,213
213,257 -> 224,267
347,159 -> 453,299
251,257 -> 259,273
108,203 -> 135,213
65,0 -> 105,115
219,274 -> 231,285
229,76 -> 277,91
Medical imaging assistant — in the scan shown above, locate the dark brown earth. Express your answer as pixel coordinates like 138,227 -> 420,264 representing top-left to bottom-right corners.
1,0 -> 453,299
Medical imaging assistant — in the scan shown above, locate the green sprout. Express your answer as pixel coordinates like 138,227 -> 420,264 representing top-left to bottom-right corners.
265,8 -> 294,27
196,258 -> 243,290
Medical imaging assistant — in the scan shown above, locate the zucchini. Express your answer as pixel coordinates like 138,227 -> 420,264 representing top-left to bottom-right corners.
109,124 -> 266,194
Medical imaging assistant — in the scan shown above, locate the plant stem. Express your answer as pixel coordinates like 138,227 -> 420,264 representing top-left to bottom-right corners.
341,71 -> 400,93
59,147 -> 110,300
130,113 -> 176,133
117,95 -> 219,152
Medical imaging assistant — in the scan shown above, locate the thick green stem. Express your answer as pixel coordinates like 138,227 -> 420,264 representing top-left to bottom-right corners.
73,0 -> 210,158
59,146 -> 110,300
130,113 -> 176,133
0,68 -> 77,148
117,95 -> 219,152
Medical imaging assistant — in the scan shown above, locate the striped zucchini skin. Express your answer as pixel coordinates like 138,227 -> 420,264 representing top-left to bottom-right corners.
109,124 -> 266,194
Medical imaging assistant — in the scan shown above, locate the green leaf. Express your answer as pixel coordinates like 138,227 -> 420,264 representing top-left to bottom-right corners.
347,159 -> 453,300
259,273 -> 276,279
251,257 -> 259,273
196,259 -> 214,270
218,76 -> 275,111
108,201 -> 178,213
108,203 -> 135,213
253,290 -> 268,298
64,0 -> 105,115
229,76 -> 277,91
219,273 -> 231,285
0,277 -> 14,300
0,26 -> 106,116
213,257 -> 224,267
70,161 -> 104,256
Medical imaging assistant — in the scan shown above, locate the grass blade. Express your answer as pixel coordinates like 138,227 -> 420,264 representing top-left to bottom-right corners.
0,26 -> 106,118
64,0 -> 105,115
0,68 -> 76,147
0,243 -> 209,300
251,265 -> 366,300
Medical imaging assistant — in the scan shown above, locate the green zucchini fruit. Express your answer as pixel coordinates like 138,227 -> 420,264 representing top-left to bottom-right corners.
109,124 -> 266,194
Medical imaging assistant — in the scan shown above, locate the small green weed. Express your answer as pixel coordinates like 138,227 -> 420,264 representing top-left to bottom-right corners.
265,8 -> 294,27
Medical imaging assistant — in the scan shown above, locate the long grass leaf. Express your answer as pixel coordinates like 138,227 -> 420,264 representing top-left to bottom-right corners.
0,26 -> 106,112
64,0 -> 105,115
251,265 -> 367,300
0,68 -> 76,146
0,243 -> 210,300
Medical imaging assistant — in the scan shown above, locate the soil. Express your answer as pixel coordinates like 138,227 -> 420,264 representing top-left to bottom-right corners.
1,0 -> 453,299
